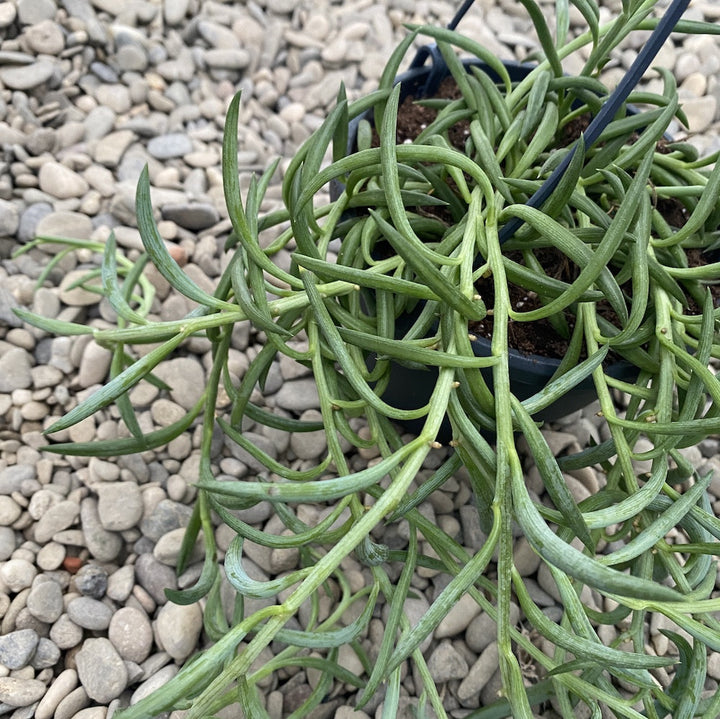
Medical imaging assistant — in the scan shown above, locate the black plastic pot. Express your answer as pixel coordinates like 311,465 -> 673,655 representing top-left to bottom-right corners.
334,58 -> 641,437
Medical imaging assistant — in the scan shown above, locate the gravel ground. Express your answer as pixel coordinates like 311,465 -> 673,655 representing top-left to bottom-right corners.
1,0 -> 720,717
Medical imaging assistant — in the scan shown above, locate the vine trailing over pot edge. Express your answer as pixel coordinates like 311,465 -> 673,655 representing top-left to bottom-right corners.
13,0 -> 720,717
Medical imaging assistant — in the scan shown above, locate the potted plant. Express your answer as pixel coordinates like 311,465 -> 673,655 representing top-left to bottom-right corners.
15,0 -> 720,716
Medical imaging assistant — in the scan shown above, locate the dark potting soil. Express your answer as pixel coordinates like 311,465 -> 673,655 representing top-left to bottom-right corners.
385,75 -> 715,360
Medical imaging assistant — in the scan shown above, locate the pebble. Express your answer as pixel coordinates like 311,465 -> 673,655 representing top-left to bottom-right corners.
0,559 -> 37,593
80,498 -> 123,562
0,60 -> 54,90
38,162 -> 89,200
434,593 -> 483,639
457,641 -> 499,703
53,686 -> 90,719
0,496 -> 21,525
130,664 -> 178,705
33,501 -> 79,544
75,638 -> 128,703
154,601 -> 203,661
134,553 -> 177,604
32,637 -> 60,669
66,596 -> 113,631
426,640 -> 469,683
35,668 -> 77,719
73,564 -> 108,599
49,614 -> 83,650
273,378 -> 320,411
0,199 -> 19,236
26,580 -> 63,623
164,0 -> 189,25
25,19 -> 64,54
147,133 -> 193,159
34,210 -> 93,240
108,607 -> 153,663
96,482 -> 143,531
0,348 -> 32,393
0,677 -> 46,707
0,629 -> 39,670
106,565 -> 134,602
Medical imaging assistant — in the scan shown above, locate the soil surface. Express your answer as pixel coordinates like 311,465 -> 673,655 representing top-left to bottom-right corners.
387,76 -> 715,359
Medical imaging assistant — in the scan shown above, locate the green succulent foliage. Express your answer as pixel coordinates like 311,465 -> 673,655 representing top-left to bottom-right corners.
14,0 -> 720,717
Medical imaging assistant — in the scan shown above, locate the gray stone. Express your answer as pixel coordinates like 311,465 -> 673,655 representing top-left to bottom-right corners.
164,0 -> 189,24
0,3 -> 17,27
161,202 -> 220,230
17,202 -> 52,243
154,526 -> 204,566
155,600 -> 202,661
95,84 -> 131,115
152,357 -> 205,410
96,481 -> 143,531
75,637 -> 128,703
26,580 -> 64,623
35,668 -> 77,719
106,565 -> 134,602
427,640 -> 469,683
66,596 -> 113,631
289,409 -> 327,460
0,527 -> 16,560
0,496 -> 21,525
33,500 -> 79,544
73,564 -> 108,599
466,612 -> 497,653
147,133 -> 193,159
30,637 -> 61,669
0,677 -> 46,707
0,60 -> 54,89
434,593 -> 483,639
35,209 -> 93,241
25,19 -> 64,55
0,347 -> 32,393
0,559 -> 37,592
49,614 -> 83,650
38,162 -> 89,200
92,129 -> 135,168
130,664 -> 178,705
53,686 -> 91,719
134,553 -> 177,604
273,378 -> 320,411
17,0 -> 56,23
116,43 -> 148,72
0,199 -> 19,236
140,498 -> 193,541
108,606 -> 153,663
0,286 -> 22,328
458,641 -> 499,703
0,466 -> 35,495
0,629 -> 39,670
266,0 -> 296,13
203,48 -> 251,70
83,106 -> 116,142
76,341 -> 112,388
80,498 -> 123,562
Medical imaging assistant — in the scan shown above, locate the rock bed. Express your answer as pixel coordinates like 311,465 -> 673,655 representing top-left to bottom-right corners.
1,0 -> 720,717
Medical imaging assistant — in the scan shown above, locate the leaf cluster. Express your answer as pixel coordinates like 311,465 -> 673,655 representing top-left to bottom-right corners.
14,1 -> 720,717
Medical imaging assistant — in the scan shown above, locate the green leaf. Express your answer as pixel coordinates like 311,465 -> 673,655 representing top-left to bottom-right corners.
42,395 -> 204,456
225,535 -> 312,598
45,330 -> 189,434
12,307 -> 94,336
101,232 -> 148,325
511,397 -> 594,551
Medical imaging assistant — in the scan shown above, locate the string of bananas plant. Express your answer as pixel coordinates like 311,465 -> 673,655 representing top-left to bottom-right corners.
14,0 -> 720,716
